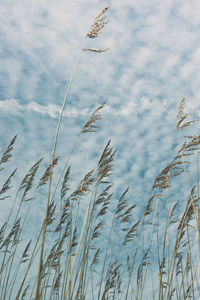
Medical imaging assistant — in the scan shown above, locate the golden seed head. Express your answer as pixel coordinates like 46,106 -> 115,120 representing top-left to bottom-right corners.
86,4 -> 111,39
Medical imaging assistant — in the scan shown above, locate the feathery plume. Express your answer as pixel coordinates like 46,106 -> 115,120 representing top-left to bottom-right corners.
37,157 -> 58,188
122,220 -> 140,246
0,169 -> 17,200
81,102 -> 106,134
176,97 -> 197,131
91,248 -> 101,267
97,140 -> 116,183
53,271 -> 63,292
86,5 -> 111,39
20,158 -> 43,191
21,239 -> 32,263
0,135 -> 17,170
61,166 -> 71,200
83,48 -> 109,53
21,285 -> 30,300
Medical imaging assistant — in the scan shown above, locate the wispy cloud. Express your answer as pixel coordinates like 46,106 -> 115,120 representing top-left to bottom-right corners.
0,99 -> 89,118
0,97 -> 170,118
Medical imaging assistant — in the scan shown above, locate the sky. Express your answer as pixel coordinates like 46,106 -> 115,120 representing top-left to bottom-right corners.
0,0 -> 200,298
1,0 -> 200,197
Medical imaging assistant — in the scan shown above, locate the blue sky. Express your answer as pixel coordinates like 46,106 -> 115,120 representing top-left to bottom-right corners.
0,0 -> 200,298
1,0 -> 200,194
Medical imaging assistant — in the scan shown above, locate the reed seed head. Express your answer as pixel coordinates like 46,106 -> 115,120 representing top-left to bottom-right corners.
86,5 -> 111,39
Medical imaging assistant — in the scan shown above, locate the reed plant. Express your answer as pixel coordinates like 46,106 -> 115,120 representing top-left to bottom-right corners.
0,4 -> 200,300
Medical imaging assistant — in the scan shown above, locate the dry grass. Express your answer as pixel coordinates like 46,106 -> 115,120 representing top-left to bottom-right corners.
0,4 -> 200,300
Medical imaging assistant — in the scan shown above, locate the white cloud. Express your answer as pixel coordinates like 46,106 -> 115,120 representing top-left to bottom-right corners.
0,0 -> 200,298
0,99 -> 91,118
0,99 -> 20,111
0,97 -> 158,117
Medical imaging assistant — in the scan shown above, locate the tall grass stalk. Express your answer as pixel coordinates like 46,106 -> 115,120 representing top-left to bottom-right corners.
35,5 -> 111,297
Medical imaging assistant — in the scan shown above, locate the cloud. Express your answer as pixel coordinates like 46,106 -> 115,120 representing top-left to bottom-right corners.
0,96 -> 167,118
0,99 -> 89,118
0,0 -> 200,298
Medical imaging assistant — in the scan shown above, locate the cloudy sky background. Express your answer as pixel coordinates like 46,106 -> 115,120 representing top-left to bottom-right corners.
0,0 -> 200,298
1,0 -> 200,195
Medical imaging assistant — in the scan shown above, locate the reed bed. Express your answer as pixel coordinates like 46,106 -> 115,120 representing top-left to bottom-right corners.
0,4 -> 200,300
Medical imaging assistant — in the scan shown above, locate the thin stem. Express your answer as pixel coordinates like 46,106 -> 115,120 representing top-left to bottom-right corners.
35,47 -> 83,300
